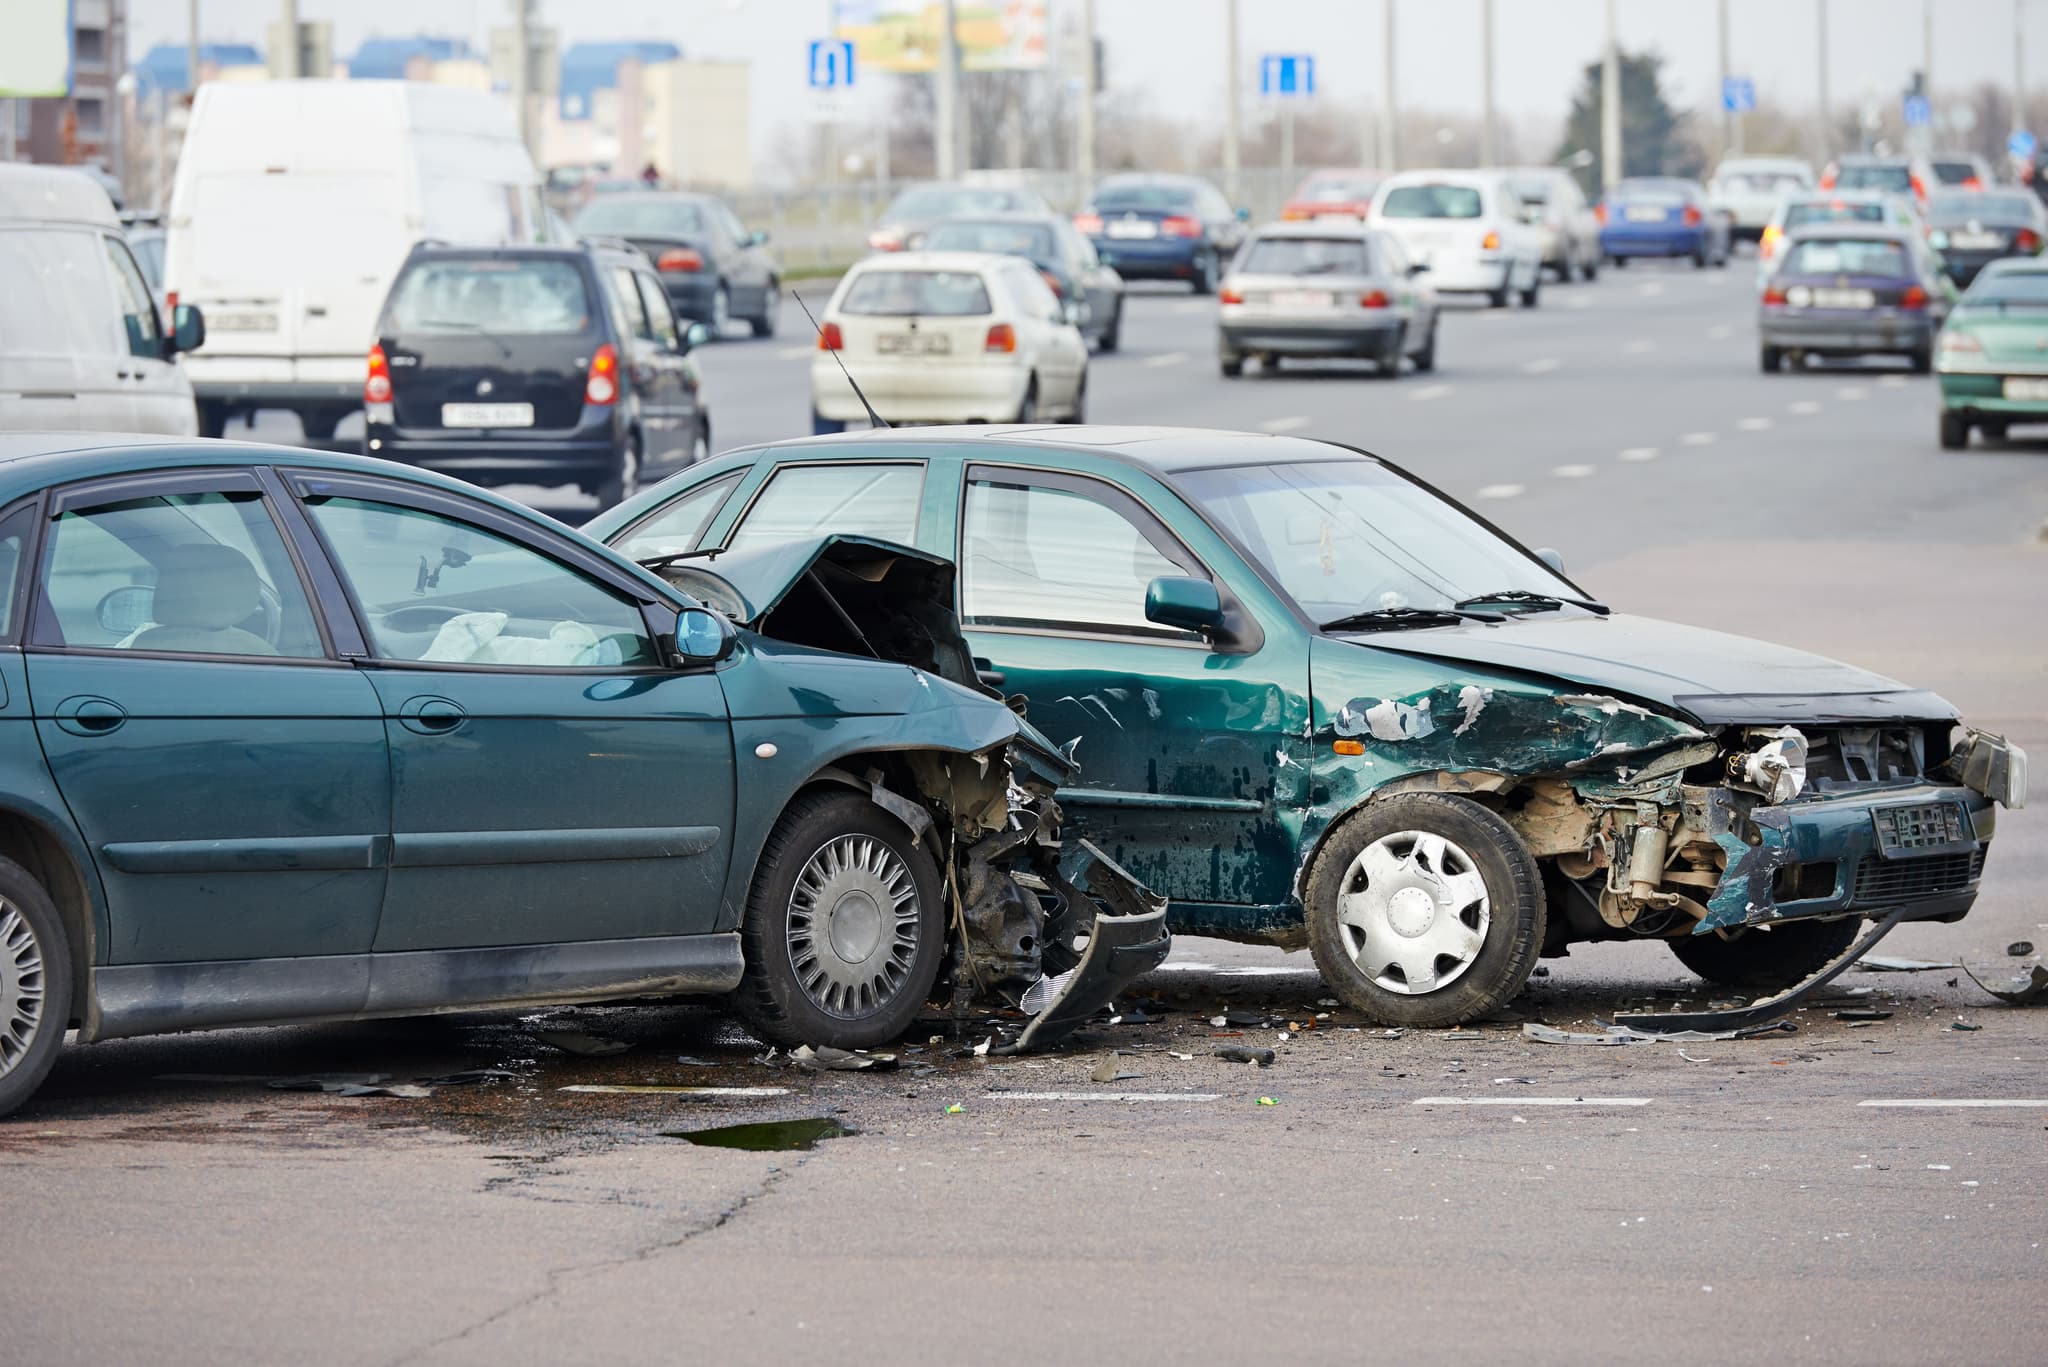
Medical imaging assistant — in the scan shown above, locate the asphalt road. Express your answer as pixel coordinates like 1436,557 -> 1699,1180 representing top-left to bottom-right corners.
8,257 -> 2048,1366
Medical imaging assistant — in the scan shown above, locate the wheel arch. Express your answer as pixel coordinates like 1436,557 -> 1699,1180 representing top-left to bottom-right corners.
0,804 -> 101,1034
1293,769 -> 1520,904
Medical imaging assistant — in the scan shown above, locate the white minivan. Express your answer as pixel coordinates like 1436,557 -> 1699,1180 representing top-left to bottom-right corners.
0,164 -> 205,435
1370,169 -> 1545,308
165,80 -> 543,440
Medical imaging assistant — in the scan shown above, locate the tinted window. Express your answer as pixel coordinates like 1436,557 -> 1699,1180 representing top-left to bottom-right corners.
635,272 -> 680,348
1508,176 -> 1553,204
922,221 -> 1059,265
1785,200 -> 1886,228
1720,171 -> 1808,191
1930,160 -> 1980,185
1834,163 -> 1913,193
726,464 -> 923,551
387,259 -> 594,335
128,232 -> 165,287
961,478 -> 1194,638
1092,182 -> 1197,212
575,198 -> 710,235
608,265 -> 653,340
1781,239 -> 1912,277
103,237 -> 162,358
1929,194 -> 2036,226
1301,175 -> 1380,203
0,227 -> 119,355
885,184 -> 1036,218
612,474 -> 742,560
1379,184 -> 1483,219
1239,237 -> 1373,276
0,506 -> 32,641
839,269 -> 992,316
1966,269 -> 2048,303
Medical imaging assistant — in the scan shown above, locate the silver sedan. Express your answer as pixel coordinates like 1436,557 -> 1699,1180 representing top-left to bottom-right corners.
1217,222 -> 1441,378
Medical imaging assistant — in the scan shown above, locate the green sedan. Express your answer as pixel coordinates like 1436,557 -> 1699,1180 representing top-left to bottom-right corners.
1935,259 -> 2048,448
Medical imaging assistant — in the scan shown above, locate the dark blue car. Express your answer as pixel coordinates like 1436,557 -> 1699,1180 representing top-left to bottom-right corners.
1077,173 -> 1248,294
1599,177 -> 1731,268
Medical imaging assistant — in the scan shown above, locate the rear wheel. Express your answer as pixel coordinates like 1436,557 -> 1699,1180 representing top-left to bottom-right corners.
1610,254 -> 1629,269
1098,301 -> 1123,353
196,400 -> 229,439
0,858 -> 73,1119
1014,377 -> 1040,423
1219,353 -> 1244,378
1376,326 -> 1406,377
1064,370 -> 1088,422
710,285 -> 731,338
1487,283 -> 1510,308
1519,271 -> 1541,308
1759,344 -> 1784,374
594,431 -> 641,508
1411,319 -> 1437,373
1191,251 -> 1218,296
1666,917 -> 1861,994
299,407 -> 345,442
749,281 -> 779,337
1693,248 -> 1708,268
1908,346 -> 1933,374
1581,253 -> 1600,282
1939,410 -> 1970,450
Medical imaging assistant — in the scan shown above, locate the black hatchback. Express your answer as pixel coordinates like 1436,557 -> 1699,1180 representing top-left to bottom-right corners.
364,242 -> 711,507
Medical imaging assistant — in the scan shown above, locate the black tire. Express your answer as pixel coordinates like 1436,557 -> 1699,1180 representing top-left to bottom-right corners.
749,282 -> 779,338
1610,254 -> 1629,269
1219,354 -> 1243,378
1376,326 -> 1406,377
593,432 -> 641,508
1411,319 -> 1437,373
1098,301 -> 1122,353
299,407 -> 344,442
1713,249 -> 1730,269
1666,916 -> 1861,994
1304,794 -> 1545,1028
1014,377 -> 1040,423
196,400 -> 229,439
1064,371 -> 1087,423
1908,346 -> 1933,375
1582,254 -> 1600,282
1520,273 -> 1541,308
1939,410 -> 1969,450
1760,344 -> 1783,374
0,857 -> 74,1119
710,285 -> 731,338
733,790 -> 947,1050
1190,251 -> 1217,296
1693,249 -> 1708,268
1487,283 -> 1511,308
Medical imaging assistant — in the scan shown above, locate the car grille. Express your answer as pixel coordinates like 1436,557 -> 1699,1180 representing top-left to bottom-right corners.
1851,848 -> 1986,906
1872,801 -> 1968,854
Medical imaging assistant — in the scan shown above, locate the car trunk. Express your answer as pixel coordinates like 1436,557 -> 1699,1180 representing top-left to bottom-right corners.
835,310 -> 998,370
387,331 -> 592,431
1955,309 -> 2048,363
1772,271 -> 1921,311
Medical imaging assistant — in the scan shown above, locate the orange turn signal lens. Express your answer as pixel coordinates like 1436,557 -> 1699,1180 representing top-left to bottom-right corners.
1332,739 -> 1365,756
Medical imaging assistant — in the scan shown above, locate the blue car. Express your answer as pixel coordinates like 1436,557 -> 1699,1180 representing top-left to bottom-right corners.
1599,177 -> 1731,268
1077,173 -> 1248,294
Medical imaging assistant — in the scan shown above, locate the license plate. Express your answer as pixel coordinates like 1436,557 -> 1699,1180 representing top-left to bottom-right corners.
1812,287 -> 1876,309
1871,802 -> 1972,857
1950,231 -> 2004,249
1271,290 -> 1336,311
211,312 -> 279,332
1106,219 -> 1158,239
440,402 -> 534,428
1625,205 -> 1669,222
875,333 -> 952,355
2003,377 -> 2048,400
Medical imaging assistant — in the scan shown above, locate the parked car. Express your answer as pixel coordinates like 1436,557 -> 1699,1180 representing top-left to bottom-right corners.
0,164 -> 206,436
1756,190 -> 1922,288
1820,155 -> 1931,208
592,427 -> 2026,1028
1281,169 -> 1385,222
572,191 -> 780,338
922,212 -> 1126,351
1926,152 -> 1996,191
1076,173 -> 1248,295
1759,223 -> 1954,372
364,240 -> 712,506
1923,189 -> 2047,286
0,433 -> 1169,1117
867,180 -> 1054,254
1369,169 -> 1544,307
1505,166 -> 1601,281
809,251 -> 1088,432
1598,177 -> 1731,267
1216,221 -> 1439,377
1709,155 -> 1815,241
165,80 -> 543,441
1935,258 -> 2048,448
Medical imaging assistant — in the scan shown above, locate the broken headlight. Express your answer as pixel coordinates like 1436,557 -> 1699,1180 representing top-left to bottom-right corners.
1726,726 -> 1808,805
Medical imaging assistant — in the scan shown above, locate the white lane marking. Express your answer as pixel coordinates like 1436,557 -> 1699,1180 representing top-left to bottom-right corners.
1705,323 -> 1734,339
1551,463 -> 1597,479
1411,383 -> 1455,401
1171,300 -> 1210,316
1261,415 -> 1312,433
1474,483 -> 1525,500
1789,400 -> 1823,415
1637,281 -> 1666,297
1623,339 -> 1656,354
559,1085 -> 791,1097
1144,350 -> 1191,368
1153,962 -> 1221,973
1878,374 -> 1907,388
1413,1096 -> 1653,1107
776,345 -> 816,361
1522,356 -> 1563,374
1859,1099 -> 2048,1108
1737,416 -> 1774,431
1836,385 -> 1868,400
1218,966 -> 1306,977
988,1091 -> 1222,1102
1569,295 -> 1594,310
1618,446 -> 1659,462
1679,431 -> 1717,446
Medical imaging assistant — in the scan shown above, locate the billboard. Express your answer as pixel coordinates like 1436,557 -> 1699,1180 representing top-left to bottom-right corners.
0,0 -> 72,98
835,1 -> 1048,74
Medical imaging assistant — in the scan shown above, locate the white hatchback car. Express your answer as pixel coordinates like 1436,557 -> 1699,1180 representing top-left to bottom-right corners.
1369,169 -> 1545,308
811,251 -> 1089,432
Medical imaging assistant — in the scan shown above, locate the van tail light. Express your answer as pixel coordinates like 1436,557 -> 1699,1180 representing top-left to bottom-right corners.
1282,205 -> 1310,220
1899,284 -> 1928,311
1359,289 -> 1390,308
1762,284 -> 1789,306
984,323 -> 1017,353
1910,174 -> 1928,201
656,247 -> 703,273
1039,269 -> 1065,298
1819,165 -> 1838,188
166,289 -> 180,313
585,342 -> 619,404
816,321 -> 843,351
364,343 -> 393,403
1682,205 -> 1703,226
1162,215 -> 1203,238
1219,286 -> 1244,304
2019,228 -> 2042,253
867,227 -> 905,251
1073,212 -> 1104,234
1480,230 -> 1501,250
1963,176 -> 1984,190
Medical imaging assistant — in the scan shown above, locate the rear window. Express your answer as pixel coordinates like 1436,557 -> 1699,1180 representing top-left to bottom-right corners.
1379,184 -> 1482,219
1508,177 -> 1552,204
1301,175 -> 1379,203
1967,268 -> 2048,303
1720,171 -> 1807,192
1930,161 -> 1980,185
1613,182 -> 1689,206
386,258 -> 594,335
1781,239 -> 1911,277
1092,182 -> 1197,212
838,269 -> 991,316
1785,200 -> 1885,228
1239,237 -> 1373,276
1929,195 -> 2035,226
886,185 -> 1034,219
1834,164 -> 1913,193
574,198 -> 708,236
922,221 -> 1058,264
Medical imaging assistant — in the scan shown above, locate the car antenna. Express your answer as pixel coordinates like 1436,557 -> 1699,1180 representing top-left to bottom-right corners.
791,287 -> 890,430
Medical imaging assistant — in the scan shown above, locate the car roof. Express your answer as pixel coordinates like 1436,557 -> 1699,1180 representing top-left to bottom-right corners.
0,163 -> 120,227
846,250 -> 1020,273
1096,173 -> 1208,186
1247,219 -> 1376,240
1780,222 -> 1918,242
924,211 -> 1065,228
718,424 -> 1377,477
1381,168 -> 1499,186
1836,154 -> 1911,166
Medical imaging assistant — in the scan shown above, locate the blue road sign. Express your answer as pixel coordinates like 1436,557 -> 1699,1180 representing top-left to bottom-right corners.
808,39 -> 854,90
1721,76 -> 1755,114
1903,93 -> 1932,127
1259,54 -> 1315,98
2010,128 -> 2038,161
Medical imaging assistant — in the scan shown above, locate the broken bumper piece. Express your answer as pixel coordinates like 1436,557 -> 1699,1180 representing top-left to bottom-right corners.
1617,905 -> 1909,1035
1002,841 -> 1170,1054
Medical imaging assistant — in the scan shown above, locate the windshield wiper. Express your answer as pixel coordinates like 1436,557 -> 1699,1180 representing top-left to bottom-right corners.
635,547 -> 724,571
1320,606 -> 1504,632
1453,589 -> 1610,616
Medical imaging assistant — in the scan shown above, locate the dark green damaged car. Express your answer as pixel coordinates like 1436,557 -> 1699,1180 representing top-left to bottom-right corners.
1935,259 -> 2048,448
593,425 -> 2029,1028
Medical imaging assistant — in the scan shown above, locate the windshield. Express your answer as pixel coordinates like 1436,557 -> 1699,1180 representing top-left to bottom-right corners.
385,258 -> 594,335
1930,160 -> 1981,185
1780,239 -> 1911,277
922,220 -> 1057,264
838,269 -> 991,316
1929,194 -> 2035,226
1177,460 -> 1576,623
1720,171 -> 1807,192
1965,268 -> 2048,304
1239,237 -> 1373,276
1834,163 -> 1912,193
1093,182 -> 1198,212
574,198 -> 709,236
887,184 -> 1035,219
1379,184 -> 1483,219
1785,199 -> 1885,228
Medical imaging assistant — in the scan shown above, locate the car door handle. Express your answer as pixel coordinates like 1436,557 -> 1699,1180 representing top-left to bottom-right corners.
55,696 -> 128,736
399,696 -> 467,735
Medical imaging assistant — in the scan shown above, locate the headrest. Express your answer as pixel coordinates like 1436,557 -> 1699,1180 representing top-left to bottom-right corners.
153,542 -> 261,630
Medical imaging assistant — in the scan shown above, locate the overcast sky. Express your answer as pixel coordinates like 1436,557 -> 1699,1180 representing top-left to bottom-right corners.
132,0 -> 2031,152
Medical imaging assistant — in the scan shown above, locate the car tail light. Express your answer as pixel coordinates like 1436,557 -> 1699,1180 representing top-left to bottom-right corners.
1683,205 -> 1703,226
1939,330 -> 1983,355
1039,269 -> 1065,298
1762,284 -> 1789,306
166,289 -> 179,313
1073,212 -> 1103,234
984,323 -> 1017,353
1759,224 -> 1781,258
868,228 -> 905,251
364,343 -> 392,403
1359,289 -> 1390,308
2020,228 -> 2042,253
1162,215 -> 1202,238
1594,203 -> 1608,225
1820,165 -> 1838,188
1963,176 -> 1983,190
656,247 -> 703,273
1909,174 -> 1928,201
1481,230 -> 1501,250
1219,286 -> 1244,305
1900,284 -> 1928,310
585,343 -> 619,404
1282,205 -> 1310,220
816,321 -> 843,351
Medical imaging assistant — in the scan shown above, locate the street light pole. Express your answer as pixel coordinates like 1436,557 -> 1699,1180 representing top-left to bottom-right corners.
1816,0 -> 1831,158
279,0 -> 299,79
935,0 -> 960,178
1076,0 -> 1096,185
1380,0 -> 1397,171
1479,0 -> 1495,166
510,0 -> 533,166
187,0 -> 200,99
2017,0 -> 2028,135
1601,0 -> 1621,188
1223,0 -> 1240,199
1717,0 -> 1732,157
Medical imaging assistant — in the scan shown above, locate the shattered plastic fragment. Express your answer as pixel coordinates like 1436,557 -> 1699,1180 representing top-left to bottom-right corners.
1257,1096 -> 1278,1106
1858,955 -> 1959,973
559,1085 -> 790,1097
532,1028 -> 631,1057
1960,962 -> 2048,1006
945,1103 -> 965,1114
792,1045 -> 898,1071
1215,1045 -> 1276,1067
2008,941 -> 2036,957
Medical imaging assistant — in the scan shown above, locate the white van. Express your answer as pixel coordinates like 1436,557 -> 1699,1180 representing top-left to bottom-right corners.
165,80 -> 543,439
0,164 -> 204,435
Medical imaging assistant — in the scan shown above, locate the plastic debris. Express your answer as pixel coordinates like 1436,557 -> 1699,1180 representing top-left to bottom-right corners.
945,1103 -> 965,1114
1214,1045 -> 1276,1067
1443,1030 -> 1484,1040
532,1028 -> 631,1057
2009,941 -> 2036,957
1832,1008 -> 1893,1021
1950,1021 -> 1983,1032
1090,1058 -> 1141,1083
791,1045 -> 898,1072
1961,962 -> 2048,1007
1256,1096 -> 1277,1106
1523,1020 -> 1796,1046
1858,955 -> 1959,973
265,1074 -> 433,1099
559,1084 -> 790,1097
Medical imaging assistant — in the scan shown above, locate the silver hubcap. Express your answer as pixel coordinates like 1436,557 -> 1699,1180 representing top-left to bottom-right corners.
1337,831 -> 1490,995
788,835 -> 920,1019
0,902 -> 46,1078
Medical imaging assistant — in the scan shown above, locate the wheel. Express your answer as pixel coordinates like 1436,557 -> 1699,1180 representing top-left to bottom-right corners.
1665,917 -> 1861,994
0,857 -> 73,1119
1610,254 -> 1629,269
1190,251 -> 1217,296
710,285 -> 731,338
1487,281 -> 1511,308
1939,410 -> 1969,450
811,409 -> 845,435
687,421 -> 710,465
1519,272 -> 1540,308
1098,301 -> 1122,353
1375,325 -> 1406,377
1012,376 -> 1041,423
196,400 -> 229,439
1713,248 -> 1730,269
1063,370 -> 1088,422
1759,345 -> 1783,373
593,432 -> 641,508
1411,319 -> 1437,373
1581,253 -> 1599,282
749,281 -> 778,337
1908,346 -> 1932,375
1219,354 -> 1243,378
733,790 -> 946,1049
1693,247 -> 1708,268
1304,794 -> 1545,1028
299,407 -> 342,442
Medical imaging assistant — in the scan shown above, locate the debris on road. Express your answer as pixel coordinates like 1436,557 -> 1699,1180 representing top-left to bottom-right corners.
1858,955 -> 1959,973
1961,962 -> 2048,1006
2008,941 -> 2035,957
1090,1058 -> 1141,1083
792,1045 -> 898,1072
1523,1020 -> 1796,1046
1950,1021 -> 1983,1032
532,1028 -> 632,1057
265,1074 -> 434,1098
1215,1045 -> 1276,1067
1832,1008 -> 1893,1021
1257,1096 -> 1277,1106
558,1084 -> 792,1097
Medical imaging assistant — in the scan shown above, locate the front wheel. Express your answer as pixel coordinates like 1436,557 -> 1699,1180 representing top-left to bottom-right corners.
749,281 -> 779,338
1305,794 -> 1545,1028
734,791 -> 947,1049
1411,319 -> 1437,373
1666,917 -> 1861,993
592,432 -> 641,508
1939,410 -> 1969,449
0,858 -> 73,1119
1098,301 -> 1123,353
1760,344 -> 1784,374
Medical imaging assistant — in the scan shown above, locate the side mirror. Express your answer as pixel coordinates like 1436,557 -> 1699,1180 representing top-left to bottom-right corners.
1235,206 -> 1252,222
1407,261 -> 1430,276
747,229 -> 771,247
171,302 -> 205,354
679,321 -> 711,353
674,605 -> 734,664
1535,547 -> 1566,576
1144,575 -> 1224,635
98,583 -> 155,636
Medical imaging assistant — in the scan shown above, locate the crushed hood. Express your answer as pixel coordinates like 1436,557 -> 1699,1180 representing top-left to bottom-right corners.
666,533 -> 956,626
1361,612 -> 1957,726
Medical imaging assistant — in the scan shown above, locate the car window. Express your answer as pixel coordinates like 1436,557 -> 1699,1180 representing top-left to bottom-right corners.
839,269 -> 992,316
304,496 -> 654,668
1377,232 -> 1411,274
718,204 -> 749,242
1781,239 -> 1911,276
575,198 -> 709,236
0,506 -> 33,642
961,476 -> 1197,638
635,272 -> 681,348
1239,237 -> 1372,275
1092,182 -> 1196,212
1835,164 -> 1912,193
0,227 -> 120,356
885,184 -> 1028,218
1785,200 -> 1885,228
129,232 -> 166,287
612,473 -> 742,560
1061,222 -> 1099,269
102,236 -> 162,358
36,490 -> 323,658
1930,160 -> 1979,185
1966,268 -> 2048,303
923,220 -> 1059,265
726,463 -> 924,552
608,265 -> 654,340
1378,184 -> 1483,219
386,258 -> 595,336
1929,194 -> 2036,225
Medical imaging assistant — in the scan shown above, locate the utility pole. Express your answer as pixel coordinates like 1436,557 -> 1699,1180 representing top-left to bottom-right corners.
1222,0 -> 1240,199
1816,0 -> 1831,158
1479,0 -> 1495,166
1601,0 -> 1621,188
1077,0 -> 1096,185
935,0 -> 960,178
2017,0 -> 2028,135
1379,0 -> 1397,170
1717,0 -> 1732,157
279,0 -> 299,78
510,0 -> 533,165
187,0 -> 200,100
1923,0 -> 1934,110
